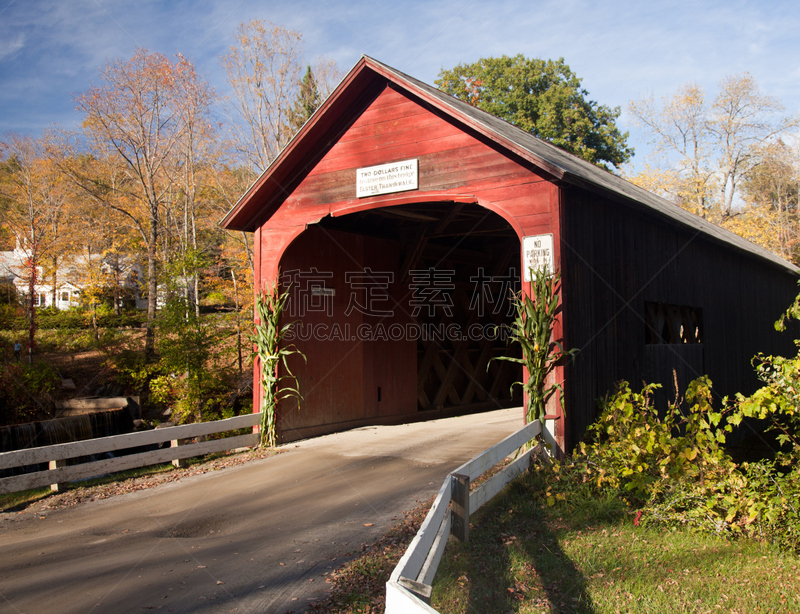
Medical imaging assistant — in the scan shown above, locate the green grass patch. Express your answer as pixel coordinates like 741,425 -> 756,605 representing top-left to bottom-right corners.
0,327 -> 124,354
431,468 -> 800,614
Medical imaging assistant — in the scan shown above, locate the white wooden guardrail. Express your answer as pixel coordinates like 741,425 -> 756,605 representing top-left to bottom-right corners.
0,413 -> 262,495
386,417 -> 558,613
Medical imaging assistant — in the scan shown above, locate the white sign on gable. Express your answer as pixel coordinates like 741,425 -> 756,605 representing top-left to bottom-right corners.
522,234 -> 554,280
356,159 -> 418,198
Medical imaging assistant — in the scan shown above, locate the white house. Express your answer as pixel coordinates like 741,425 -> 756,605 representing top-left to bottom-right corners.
0,237 -> 144,310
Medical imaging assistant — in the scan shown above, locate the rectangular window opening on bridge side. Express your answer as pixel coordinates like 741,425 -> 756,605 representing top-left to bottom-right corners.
645,301 -> 703,345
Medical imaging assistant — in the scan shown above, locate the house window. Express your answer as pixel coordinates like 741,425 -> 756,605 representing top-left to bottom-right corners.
32,292 -> 40,307
61,291 -> 69,302
645,302 -> 703,344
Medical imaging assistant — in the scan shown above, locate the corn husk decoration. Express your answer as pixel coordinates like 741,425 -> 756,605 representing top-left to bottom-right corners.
252,282 -> 305,447
492,267 -> 577,424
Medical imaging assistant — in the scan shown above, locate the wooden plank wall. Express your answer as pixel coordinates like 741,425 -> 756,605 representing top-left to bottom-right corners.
276,226 -> 417,440
259,84 -> 555,240
560,186 -> 798,449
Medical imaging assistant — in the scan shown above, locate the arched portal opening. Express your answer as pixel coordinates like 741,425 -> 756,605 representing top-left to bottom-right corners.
274,200 -> 522,442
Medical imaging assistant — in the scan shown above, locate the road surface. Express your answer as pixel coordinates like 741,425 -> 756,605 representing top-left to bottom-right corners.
0,408 -> 521,613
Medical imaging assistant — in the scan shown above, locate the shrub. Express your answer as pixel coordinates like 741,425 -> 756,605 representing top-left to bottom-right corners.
643,457 -> 800,551
579,377 -> 731,504
544,372 -> 800,554
0,360 -> 60,424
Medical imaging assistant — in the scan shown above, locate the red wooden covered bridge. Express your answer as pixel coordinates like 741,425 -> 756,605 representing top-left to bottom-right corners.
221,56 -> 799,450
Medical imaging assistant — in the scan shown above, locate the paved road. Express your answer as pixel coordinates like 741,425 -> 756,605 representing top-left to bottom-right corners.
0,408 -> 522,614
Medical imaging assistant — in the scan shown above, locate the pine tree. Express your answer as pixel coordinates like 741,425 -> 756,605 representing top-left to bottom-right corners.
285,65 -> 322,137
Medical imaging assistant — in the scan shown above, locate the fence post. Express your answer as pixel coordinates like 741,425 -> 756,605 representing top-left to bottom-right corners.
451,473 -> 470,542
397,577 -> 433,605
49,459 -> 66,492
171,439 -> 188,468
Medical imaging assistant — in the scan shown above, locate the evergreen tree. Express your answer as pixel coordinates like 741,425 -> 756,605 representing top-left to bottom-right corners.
285,65 -> 322,136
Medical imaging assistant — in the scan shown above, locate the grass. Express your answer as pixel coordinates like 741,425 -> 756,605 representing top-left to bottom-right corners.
430,468 -> 800,614
309,460 -> 800,614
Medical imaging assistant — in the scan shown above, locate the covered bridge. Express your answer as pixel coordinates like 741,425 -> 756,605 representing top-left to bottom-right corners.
221,56 -> 799,450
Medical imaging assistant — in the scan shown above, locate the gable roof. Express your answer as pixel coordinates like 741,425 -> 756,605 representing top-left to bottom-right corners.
221,55 -> 798,275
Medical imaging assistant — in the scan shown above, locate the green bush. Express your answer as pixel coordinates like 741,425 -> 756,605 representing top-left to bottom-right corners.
579,377 -> 731,504
38,308 -> 87,329
0,307 -> 147,332
0,304 -> 23,329
0,360 -> 60,424
642,458 -> 800,549
98,311 -> 146,328
532,372 -> 800,554
100,298 -> 241,424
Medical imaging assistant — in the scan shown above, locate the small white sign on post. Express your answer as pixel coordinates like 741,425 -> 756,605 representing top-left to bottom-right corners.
522,234 -> 554,280
357,159 -> 418,198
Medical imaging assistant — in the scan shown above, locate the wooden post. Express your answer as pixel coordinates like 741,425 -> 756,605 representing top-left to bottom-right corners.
397,577 -> 433,605
171,439 -> 188,468
49,459 -> 66,492
451,473 -> 470,542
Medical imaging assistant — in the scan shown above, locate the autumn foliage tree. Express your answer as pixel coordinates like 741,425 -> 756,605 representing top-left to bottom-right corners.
628,83 -> 716,216
731,140 -> 800,261
0,133 -> 70,360
0,23 -> 344,422
222,20 -> 342,173
221,21 -> 305,174
75,49 -> 209,359
629,73 -> 798,219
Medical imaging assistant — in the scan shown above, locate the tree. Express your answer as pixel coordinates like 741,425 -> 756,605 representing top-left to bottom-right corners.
733,140 -> 800,262
743,141 -> 799,213
629,73 -> 798,218
221,20 -> 305,173
284,65 -> 322,138
713,73 -> 797,217
435,55 -> 633,170
0,133 -> 68,360
74,49 -> 211,359
628,83 -> 716,216
221,20 -> 342,173
169,57 -> 217,319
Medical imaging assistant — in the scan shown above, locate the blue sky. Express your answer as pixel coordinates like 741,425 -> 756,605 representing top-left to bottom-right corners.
1,0 -> 798,173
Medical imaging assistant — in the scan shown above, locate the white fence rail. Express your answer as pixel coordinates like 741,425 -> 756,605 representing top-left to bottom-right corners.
0,413 -> 262,494
386,417 -> 557,613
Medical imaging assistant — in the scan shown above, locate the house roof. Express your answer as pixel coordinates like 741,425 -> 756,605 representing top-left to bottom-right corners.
221,55 -> 798,276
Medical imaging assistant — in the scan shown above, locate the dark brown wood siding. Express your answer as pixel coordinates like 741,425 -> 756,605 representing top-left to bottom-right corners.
560,186 -> 798,449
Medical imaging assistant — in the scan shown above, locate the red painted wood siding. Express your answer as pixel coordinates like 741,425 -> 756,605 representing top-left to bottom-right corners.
255,83 -> 565,443
276,227 -> 416,437
259,85 -> 557,245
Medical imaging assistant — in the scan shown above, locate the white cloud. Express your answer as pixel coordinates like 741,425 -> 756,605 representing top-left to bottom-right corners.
0,33 -> 24,60
0,0 -> 798,168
